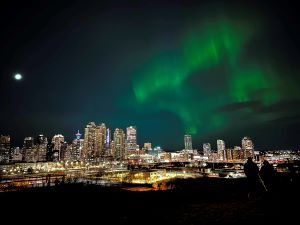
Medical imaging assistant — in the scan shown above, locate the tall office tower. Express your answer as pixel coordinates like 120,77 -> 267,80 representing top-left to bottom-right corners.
23,137 -> 36,162
83,122 -> 106,161
242,136 -> 254,159
114,128 -> 125,160
83,122 -> 99,161
60,142 -> 68,161
52,134 -> 64,150
46,143 -> 53,161
217,139 -> 226,161
11,147 -> 22,162
110,140 -> 115,158
36,134 -> 47,162
126,126 -> 137,152
184,135 -> 193,150
51,134 -> 65,162
105,128 -> 111,149
232,146 -> 242,161
72,130 -> 84,161
203,143 -> 211,157
63,144 -> 72,161
99,123 -> 106,157
0,135 -> 10,163
226,148 -> 233,161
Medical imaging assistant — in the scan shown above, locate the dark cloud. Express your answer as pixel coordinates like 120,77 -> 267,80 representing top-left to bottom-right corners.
216,101 -> 262,113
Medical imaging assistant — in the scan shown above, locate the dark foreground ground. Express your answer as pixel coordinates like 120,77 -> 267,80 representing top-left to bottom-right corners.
1,173 -> 299,225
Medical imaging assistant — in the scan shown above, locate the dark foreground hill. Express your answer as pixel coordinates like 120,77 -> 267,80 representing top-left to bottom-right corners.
1,173 -> 299,225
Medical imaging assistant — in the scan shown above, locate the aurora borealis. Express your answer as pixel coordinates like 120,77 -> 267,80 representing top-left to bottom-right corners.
1,0 -> 300,150
131,17 -> 280,136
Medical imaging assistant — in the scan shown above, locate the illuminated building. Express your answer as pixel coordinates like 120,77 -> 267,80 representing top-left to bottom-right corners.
99,123 -> 106,157
232,146 -> 243,161
159,152 -> 171,162
126,126 -> 138,153
142,142 -> 152,154
51,134 -> 65,162
184,135 -> 192,161
46,143 -> 53,161
104,128 -> 113,157
72,130 -> 84,161
63,144 -> 72,161
203,143 -> 211,158
110,140 -> 115,158
226,148 -> 233,161
184,135 -> 193,150
83,122 -> 106,162
36,134 -> 47,162
242,136 -> 254,159
106,128 -> 111,149
211,152 -> 219,161
144,142 -> 152,150
0,135 -> 10,163
114,128 -> 125,160
11,147 -> 22,162
52,134 -> 64,151
23,137 -> 36,162
217,139 -> 226,161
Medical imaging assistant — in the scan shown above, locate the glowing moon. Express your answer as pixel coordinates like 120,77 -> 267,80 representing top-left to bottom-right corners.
14,73 -> 22,80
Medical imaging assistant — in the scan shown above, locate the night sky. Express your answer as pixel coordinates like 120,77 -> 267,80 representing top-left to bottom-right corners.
1,0 -> 300,150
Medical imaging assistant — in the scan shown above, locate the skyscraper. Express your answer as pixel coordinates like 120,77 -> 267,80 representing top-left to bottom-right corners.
51,134 -> 65,162
114,128 -> 125,160
217,139 -> 226,161
52,134 -> 64,151
72,130 -> 84,161
232,146 -> 243,161
0,135 -> 10,163
99,123 -> 106,157
83,122 -> 106,162
203,143 -> 211,158
106,128 -> 111,149
36,134 -> 47,162
242,136 -> 254,159
23,137 -> 36,162
184,135 -> 192,150
126,126 -> 137,152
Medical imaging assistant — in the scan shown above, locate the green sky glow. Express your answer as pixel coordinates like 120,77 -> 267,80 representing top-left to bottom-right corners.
130,18 -> 283,136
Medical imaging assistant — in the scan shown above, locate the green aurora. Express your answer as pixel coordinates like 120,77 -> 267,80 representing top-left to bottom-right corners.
130,18 -> 288,136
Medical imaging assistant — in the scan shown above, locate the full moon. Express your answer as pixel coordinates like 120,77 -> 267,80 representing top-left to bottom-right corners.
14,73 -> 22,80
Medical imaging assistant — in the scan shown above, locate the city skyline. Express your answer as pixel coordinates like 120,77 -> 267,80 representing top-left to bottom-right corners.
0,122 -> 288,152
1,1 -> 300,150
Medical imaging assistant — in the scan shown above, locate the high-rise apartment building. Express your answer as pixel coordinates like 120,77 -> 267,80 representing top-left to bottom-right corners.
203,143 -> 211,158
242,136 -> 254,159
184,135 -> 193,150
114,128 -> 125,160
83,122 -> 106,161
217,139 -> 226,161
232,146 -> 243,161
36,134 -> 47,162
126,126 -> 137,152
0,135 -> 10,163
51,134 -> 65,162
72,130 -> 84,161
23,137 -> 36,162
